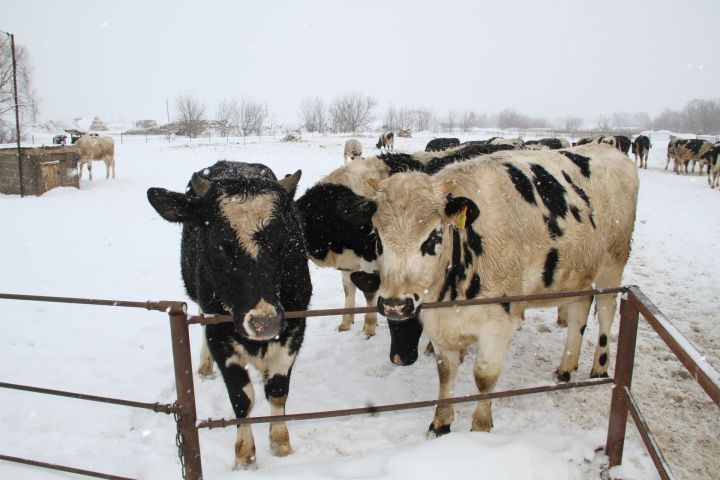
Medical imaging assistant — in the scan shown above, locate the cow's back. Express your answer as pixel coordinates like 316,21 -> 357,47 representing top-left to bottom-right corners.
433,144 -> 638,297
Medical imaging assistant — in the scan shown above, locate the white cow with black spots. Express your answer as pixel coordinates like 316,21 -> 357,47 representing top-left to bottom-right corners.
349,144 -> 638,436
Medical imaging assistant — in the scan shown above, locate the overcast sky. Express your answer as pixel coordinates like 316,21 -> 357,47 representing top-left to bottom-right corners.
4,0 -> 719,125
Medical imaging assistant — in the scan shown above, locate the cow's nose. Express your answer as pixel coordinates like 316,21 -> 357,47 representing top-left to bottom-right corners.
377,296 -> 414,320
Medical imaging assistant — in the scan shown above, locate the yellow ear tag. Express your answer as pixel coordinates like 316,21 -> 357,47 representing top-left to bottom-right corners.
455,205 -> 468,229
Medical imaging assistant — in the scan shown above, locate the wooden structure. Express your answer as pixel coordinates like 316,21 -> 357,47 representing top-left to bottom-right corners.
0,146 -> 79,196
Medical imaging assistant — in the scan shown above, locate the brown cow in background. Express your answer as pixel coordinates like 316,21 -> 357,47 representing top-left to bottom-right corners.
76,135 -> 116,180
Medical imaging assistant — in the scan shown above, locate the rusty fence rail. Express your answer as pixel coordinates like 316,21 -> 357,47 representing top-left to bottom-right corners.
1,286 -> 719,480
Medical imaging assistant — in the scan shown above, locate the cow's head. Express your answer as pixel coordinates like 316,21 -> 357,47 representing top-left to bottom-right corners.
345,171 -> 479,321
147,169 -> 302,340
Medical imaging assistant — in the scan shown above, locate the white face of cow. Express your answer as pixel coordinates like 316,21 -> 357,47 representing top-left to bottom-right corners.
368,172 -> 470,320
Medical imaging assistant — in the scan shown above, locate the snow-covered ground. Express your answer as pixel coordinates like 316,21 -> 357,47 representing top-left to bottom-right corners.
0,133 -> 718,480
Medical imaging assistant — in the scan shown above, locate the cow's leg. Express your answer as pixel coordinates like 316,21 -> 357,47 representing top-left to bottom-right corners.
88,162 -> 93,181
338,271 -> 355,332
590,265 -> 624,378
556,304 -> 568,326
362,290 -> 377,337
206,328 -> 257,468
427,346 -> 461,437
556,295 -> 593,382
471,316 -> 514,432
262,349 -> 297,457
197,325 -> 215,378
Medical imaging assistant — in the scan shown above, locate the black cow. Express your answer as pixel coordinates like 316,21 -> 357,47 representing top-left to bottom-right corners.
425,137 -> 460,152
147,161 -> 311,469
632,135 -> 651,169
614,135 -> 632,155
52,134 -> 67,145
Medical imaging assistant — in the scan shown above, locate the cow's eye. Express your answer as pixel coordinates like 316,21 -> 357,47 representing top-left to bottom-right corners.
420,229 -> 443,256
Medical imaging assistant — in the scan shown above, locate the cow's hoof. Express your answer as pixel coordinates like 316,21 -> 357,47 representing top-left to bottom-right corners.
338,321 -> 353,332
556,370 -> 571,383
426,423 -> 451,439
233,457 -> 257,470
590,371 -> 609,379
271,442 -> 292,457
197,363 -> 215,379
362,326 -> 377,337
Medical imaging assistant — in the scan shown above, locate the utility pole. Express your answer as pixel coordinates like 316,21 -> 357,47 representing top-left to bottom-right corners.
2,31 -> 23,196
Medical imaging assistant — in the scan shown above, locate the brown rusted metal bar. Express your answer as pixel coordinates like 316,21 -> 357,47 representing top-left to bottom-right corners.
623,387 -> 677,480
188,287 -> 626,325
168,307 -> 203,480
0,453 -> 137,480
0,292 -> 184,313
0,381 -> 176,414
606,293 -> 640,468
627,286 -> 720,407
198,377 -> 613,428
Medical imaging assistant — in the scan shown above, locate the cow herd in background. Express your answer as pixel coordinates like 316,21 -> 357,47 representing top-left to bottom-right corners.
343,131 -> 720,191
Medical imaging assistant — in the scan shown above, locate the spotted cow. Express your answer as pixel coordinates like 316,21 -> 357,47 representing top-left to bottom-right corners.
707,143 -> 720,189
348,144 -> 638,436
376,131 -> 395,151
147,161 -> 311,468
666,138 -> 714,175
632,135 -> 651,169
525,138 -> 571,150
488,136 -> 525,148
344,138 -> 363,163
295,142 -> 515,363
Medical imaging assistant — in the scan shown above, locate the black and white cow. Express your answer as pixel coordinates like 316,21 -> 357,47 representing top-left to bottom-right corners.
295,143 -> 516,363
376,131 -> 395,151
666,138 -> 715,175
524,138 -> 571,150
613,135 -> 632,156
425,138 -> 461,152
53,134 -> 67,145
348,144 -> 638,436
706,143 -> 720,189
147,161 -> 311,468
632,135 -> 651,169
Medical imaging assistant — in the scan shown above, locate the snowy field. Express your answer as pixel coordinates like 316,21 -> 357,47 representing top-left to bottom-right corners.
0,132 -> 718,480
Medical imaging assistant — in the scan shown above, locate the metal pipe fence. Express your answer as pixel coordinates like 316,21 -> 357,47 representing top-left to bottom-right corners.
0,285 -> 718,480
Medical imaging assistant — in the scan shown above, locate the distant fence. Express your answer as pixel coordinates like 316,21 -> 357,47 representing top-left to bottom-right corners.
0,286 -> 718,479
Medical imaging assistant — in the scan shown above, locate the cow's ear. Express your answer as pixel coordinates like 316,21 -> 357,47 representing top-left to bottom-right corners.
350,271 -> 380,293
444,195 -> 479,228
147,188 -> 199,223
279,170 -> 302,199
335,193 -> 377,226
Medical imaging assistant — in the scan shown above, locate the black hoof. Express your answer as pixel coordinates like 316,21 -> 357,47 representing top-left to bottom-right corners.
556,371 -> 571,383
427,423 -> 451,438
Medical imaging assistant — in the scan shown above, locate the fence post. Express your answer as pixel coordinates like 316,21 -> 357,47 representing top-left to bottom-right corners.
605,291 -> 640,468
168,305 -> 203,480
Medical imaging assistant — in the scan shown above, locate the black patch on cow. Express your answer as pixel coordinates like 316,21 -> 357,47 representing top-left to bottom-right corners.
378,152 -> 426,174
580,324 -> 586,336
569,205 -> 582,222
438,230 -> 465,302
530,164 -> 568,219
589,213 -> 596,229
561,171 -> 592,208
599,334 -> 608,347
466,227 -> 483,257
350,271 -> 380,293
542,248 -> 559,287
544,215 -> 564,239
445,195 -> 480,227
296,183 -> 378,263
684,139 -> 705,155
264,374 -> 290,399
424,143 -> 515,175
614,135 -> 631,154
504,163 -> 536,205
502,302 -> 510,313
466,273 -> 481,299
421,229 -> 443,256
560,151 -> 591,178
599,353 -> 608,366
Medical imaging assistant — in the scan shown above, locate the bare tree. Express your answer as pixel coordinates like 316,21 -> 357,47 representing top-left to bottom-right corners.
300,96 -> 325,134
232,98 -> 268,139
329,92 -> 377,133
0,36 -> 38,142
462,111 -> 476,132
175,93 -> 206,138
445,110 -> 456,133
415,108 -> 434,132
564,116 -> 583,132
383,105 -> 397,131
217,98 -> 235,136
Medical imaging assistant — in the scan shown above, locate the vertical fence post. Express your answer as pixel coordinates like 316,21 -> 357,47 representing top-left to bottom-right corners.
168,305 -> 203,480
605,291 -> 640,468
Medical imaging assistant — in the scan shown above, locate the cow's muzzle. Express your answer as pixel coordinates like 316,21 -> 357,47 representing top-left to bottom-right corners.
377,296 -> 416,321
237,301 -> 285,341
